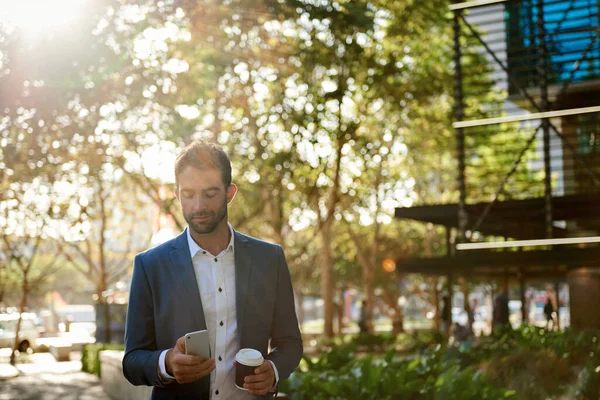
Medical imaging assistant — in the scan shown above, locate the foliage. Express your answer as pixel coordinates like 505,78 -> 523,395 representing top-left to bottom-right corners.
313,331 -> 444,355
461,326 -> 600,399
283,345 -> 514,400
284,327 -> 600,399
81,342 -> 125,377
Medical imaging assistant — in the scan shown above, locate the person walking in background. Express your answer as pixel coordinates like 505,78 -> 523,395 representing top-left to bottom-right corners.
544,285 -> 557,331
358,300 -> 368,333
468,298 -> 478,335
440,294 -> 451,335
492,291 -> 509,331
123,141 -> 302,399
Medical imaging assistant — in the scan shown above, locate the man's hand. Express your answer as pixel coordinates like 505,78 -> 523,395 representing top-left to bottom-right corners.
243,361 -> 275,395
165,336 -> 215,384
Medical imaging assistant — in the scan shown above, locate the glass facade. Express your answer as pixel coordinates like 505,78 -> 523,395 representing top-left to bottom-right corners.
506,0 -> 600,93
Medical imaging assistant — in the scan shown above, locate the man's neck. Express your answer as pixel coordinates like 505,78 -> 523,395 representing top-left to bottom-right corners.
189,222 -> 232,256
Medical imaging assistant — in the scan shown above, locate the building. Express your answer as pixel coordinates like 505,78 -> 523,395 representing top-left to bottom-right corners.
394,0 -> 600,330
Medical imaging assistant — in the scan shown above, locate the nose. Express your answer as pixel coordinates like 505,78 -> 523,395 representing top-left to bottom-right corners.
191,196 -> 205,212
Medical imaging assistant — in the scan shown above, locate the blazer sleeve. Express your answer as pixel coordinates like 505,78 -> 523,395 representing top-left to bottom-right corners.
265,245 -> 303,380
122,253 -> 169,388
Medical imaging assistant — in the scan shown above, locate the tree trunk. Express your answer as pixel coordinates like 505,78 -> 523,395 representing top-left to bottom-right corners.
391,302 -> 404,334
432,277 -> 440,331
212,89 -> 221,142
10,277 -> 28,365
296,259 -> 306,327
335,299 -> 344,335
424,225 -> 440,332
104,299 -> 111,343
98,186 -> 111,343
297,291 -> 305,327
462,279 -> 472,330
363,277 -> 375,333
98,278 -> 111,343
320,220 -> 334,338
0,261 -> 6,305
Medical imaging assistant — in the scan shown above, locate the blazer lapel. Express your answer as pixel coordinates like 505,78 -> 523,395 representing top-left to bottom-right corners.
234,230 -> 251,344
169,229 -> 207,331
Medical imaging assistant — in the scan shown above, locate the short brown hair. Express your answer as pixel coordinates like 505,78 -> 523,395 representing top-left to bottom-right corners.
174,141 -> 232,187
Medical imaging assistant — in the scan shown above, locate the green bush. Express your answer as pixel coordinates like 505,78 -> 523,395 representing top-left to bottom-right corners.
283,326 -> 600,399
283,346 -> 514,400
81,343 -> 124,377
311,330 -> 442,356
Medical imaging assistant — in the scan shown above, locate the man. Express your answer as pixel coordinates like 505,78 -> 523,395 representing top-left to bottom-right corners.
123,141 -> 303,399
358,300 -> 368,333
440,294 -> 451,335
492,290 -> 509,331
544,285 -> 557,331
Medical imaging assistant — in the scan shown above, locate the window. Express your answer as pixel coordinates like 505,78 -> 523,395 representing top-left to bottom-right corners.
506,0 -> 600,92
577,114 -> 600,155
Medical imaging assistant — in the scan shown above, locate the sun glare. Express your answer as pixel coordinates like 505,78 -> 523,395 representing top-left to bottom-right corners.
0,0 -> 87,33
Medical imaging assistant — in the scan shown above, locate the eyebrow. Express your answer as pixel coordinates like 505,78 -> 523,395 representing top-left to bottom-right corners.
180,186 -> 221,193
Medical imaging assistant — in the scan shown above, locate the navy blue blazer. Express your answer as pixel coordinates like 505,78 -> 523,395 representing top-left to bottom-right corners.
122,229 -> 303,399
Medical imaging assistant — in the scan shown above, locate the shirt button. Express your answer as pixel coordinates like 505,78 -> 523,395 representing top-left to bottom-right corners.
203,251 -> 206,255
214,258 -> 218,262
215,390 -> 219,395
218,287 -> 222,292
218,355 -> 222,361
220,321 -> 224,326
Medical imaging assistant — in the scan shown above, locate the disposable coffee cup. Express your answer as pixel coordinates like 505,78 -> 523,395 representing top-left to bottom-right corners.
235,348 -> 264,390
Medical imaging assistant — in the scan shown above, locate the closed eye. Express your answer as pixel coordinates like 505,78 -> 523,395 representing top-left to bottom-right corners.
203,188 -> 220,198
181,190 -> 195,199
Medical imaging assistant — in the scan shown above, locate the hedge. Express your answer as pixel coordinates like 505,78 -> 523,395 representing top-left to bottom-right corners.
81,342 -> 125,377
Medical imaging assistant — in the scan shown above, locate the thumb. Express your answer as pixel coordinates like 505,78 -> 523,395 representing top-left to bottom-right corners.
175,336 -> 186,353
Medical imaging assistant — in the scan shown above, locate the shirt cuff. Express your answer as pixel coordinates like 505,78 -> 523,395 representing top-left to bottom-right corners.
158,349 -> 175,382
267,360 -> 279,389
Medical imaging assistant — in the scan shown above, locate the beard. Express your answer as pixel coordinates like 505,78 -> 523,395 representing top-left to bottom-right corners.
184,198 -> 228,235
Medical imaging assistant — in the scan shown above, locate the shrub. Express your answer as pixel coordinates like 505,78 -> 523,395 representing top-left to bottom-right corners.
479,348 -> 573,398
81,343 -> 124,377
283,345 -> 514,400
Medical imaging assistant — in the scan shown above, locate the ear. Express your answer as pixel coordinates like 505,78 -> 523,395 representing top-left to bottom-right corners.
226,183 -> 237,204
175,186 -> 181,203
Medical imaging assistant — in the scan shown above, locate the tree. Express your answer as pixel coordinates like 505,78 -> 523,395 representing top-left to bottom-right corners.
0,179 -> 67,364
61,169 -> 153,343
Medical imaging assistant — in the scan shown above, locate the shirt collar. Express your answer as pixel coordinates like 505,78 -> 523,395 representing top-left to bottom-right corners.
186,223 -> 235,258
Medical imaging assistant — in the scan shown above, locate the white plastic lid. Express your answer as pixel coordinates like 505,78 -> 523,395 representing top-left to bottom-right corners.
235,348 -> 264,366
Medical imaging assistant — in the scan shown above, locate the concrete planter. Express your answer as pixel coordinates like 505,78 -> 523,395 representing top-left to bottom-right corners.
99,350 -> 152,400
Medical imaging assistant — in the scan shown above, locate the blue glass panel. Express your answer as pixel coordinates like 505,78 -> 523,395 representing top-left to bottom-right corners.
506,0 -> 600,92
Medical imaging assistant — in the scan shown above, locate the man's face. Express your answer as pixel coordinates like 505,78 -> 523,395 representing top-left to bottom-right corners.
176,166 -> 236,235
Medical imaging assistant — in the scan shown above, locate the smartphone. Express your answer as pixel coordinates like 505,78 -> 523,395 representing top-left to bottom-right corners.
185,329 -> 211,359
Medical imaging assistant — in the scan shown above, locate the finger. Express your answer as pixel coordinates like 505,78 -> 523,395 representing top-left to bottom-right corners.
175,336 -> 186,352
245,380 -> 270,392
254,362 -> 270,374
185,358 -> 215,374
173,359 -> 214,376
176,362 -> 215,382
197,358 -> 215,373
194,361 -> 216,379
175,354 -> 209,366
175,371 -> 204,384
175,372 -> 200,382
244,372 -> 270,384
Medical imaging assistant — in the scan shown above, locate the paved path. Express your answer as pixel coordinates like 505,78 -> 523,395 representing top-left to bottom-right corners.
0,352 -> 110,400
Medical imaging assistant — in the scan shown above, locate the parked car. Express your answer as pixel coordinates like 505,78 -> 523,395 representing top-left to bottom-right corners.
0,313 -> 40,352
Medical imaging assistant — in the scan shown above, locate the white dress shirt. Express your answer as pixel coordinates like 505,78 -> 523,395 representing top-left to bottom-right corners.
157,225 -> 278,399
